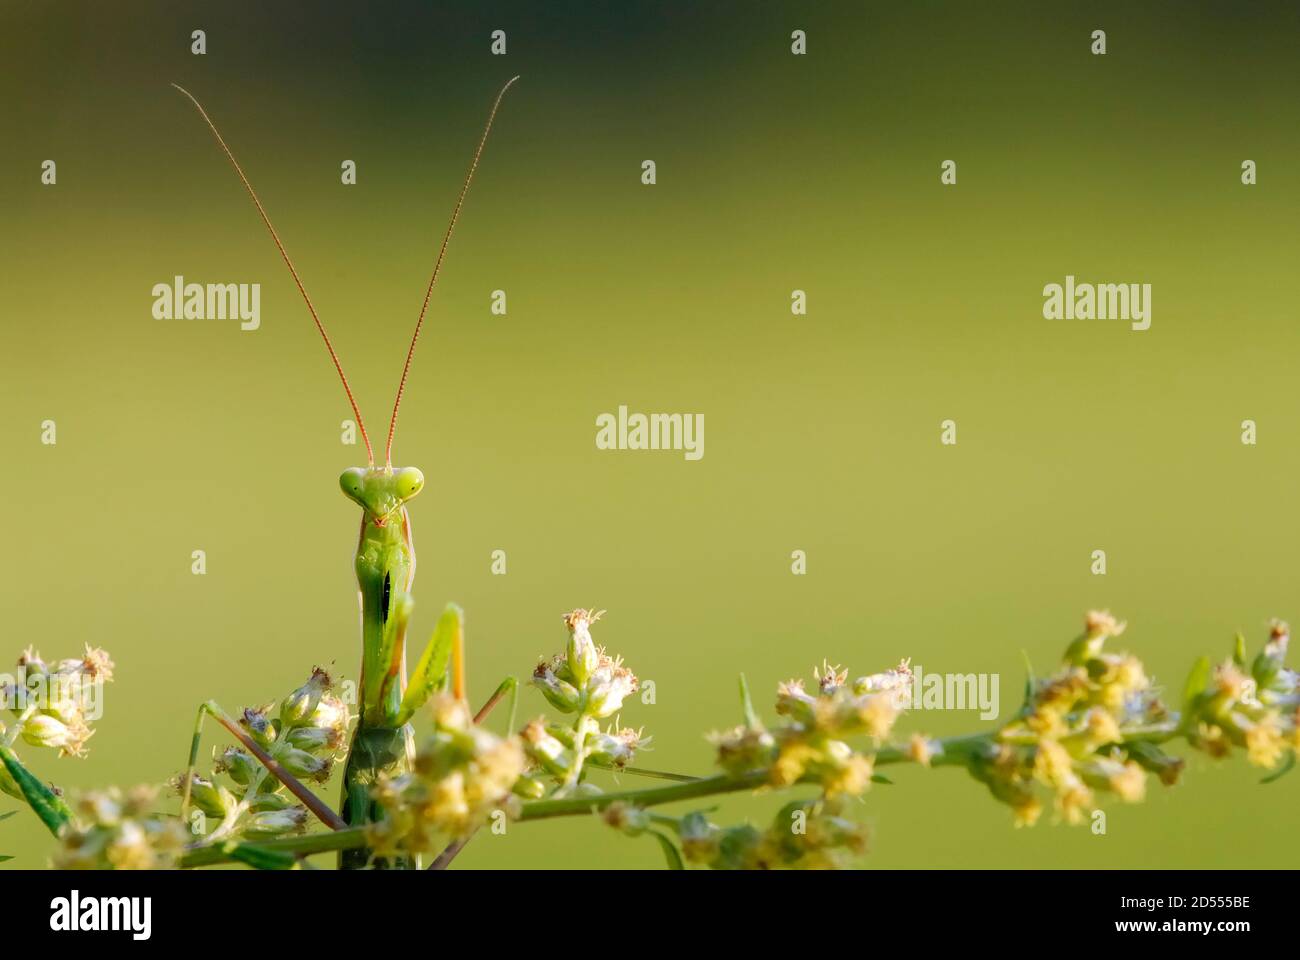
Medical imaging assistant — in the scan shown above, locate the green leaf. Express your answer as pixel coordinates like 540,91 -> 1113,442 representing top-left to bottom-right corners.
395,603 -> 461,725
738,673 -> 759,729
1019,650 -> 1036,714
1251,647 -> 1282,688
1232,633 -> 1247,668
1260,752 -> 1296,785
871,773 -> 893,785
0,856 -> 12,864
1181,656 -> 1212,723
0,745 -> 72,837
648,830 -> 684,870
227,842 -> 299,870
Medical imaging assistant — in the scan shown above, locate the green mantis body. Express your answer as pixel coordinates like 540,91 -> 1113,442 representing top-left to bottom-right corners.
173,77 -> 518,868
346,466 -> 421,730
340,467 -> 421,869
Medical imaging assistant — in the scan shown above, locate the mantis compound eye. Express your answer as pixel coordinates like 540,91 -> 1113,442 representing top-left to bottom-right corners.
339,467 -> 367,504
394,467 -> 425,501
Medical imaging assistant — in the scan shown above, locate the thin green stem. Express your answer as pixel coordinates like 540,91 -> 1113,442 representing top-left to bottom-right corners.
994,722 -> 1179,748
874,732 -> 994,767
522,732 -> 1003,821
587,761 -> 700,782
188,774 -> 766,866
182,826 -> 370,867
520,770 -> 769,820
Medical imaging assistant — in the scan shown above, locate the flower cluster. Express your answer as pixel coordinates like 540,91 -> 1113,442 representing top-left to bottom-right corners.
53,785 -> 188,870
605,796 -> 869,870
179,668 -> 350,840
971,611 -> 1174,827
0,646 -> 114,779
368,696 -> 526,855
1185,620 -> 1299,768
605,660 -> 904,871
710,659 -> 910,798
524,609 -> 647,795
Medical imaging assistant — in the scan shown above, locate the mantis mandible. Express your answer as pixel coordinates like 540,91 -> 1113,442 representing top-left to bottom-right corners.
172,76 -> 519,868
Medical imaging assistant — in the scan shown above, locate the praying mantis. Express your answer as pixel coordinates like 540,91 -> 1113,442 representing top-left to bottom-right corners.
171,77 -> 520,868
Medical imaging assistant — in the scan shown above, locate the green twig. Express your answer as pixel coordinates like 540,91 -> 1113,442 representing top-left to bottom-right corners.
181,827 -> 370,867
586,761 -> 700,782
519,770 -> 770,820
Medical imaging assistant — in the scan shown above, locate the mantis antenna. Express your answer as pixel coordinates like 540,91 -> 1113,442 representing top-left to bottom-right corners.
383,75 -> 521,469
171,82 -> 376,467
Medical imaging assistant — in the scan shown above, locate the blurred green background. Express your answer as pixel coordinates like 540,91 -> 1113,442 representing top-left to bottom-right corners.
1,0 -> 1297,868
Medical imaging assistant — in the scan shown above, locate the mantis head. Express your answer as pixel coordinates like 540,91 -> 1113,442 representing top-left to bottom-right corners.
340,467 -> 425,524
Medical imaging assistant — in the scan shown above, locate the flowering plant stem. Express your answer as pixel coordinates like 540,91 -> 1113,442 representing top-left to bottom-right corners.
174,717 -> 1195,868
517,733 -> 999,820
